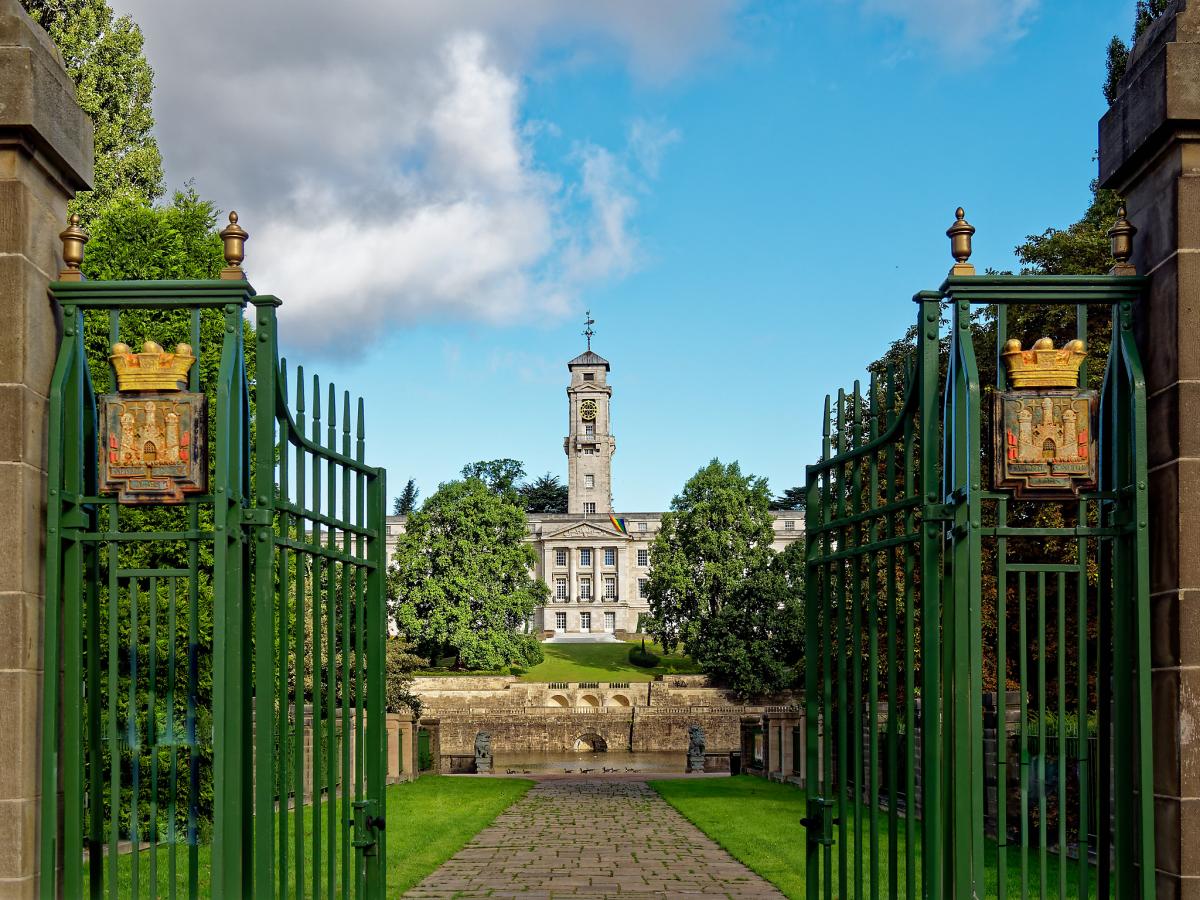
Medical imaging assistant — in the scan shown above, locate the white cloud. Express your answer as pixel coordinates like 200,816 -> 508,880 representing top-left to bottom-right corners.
108,0 -> 736,351
860,0 -> 1038,57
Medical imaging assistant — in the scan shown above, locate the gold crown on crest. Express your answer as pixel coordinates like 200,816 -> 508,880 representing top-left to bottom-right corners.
1001,337 -> 1086,389
110,341 -> 196,391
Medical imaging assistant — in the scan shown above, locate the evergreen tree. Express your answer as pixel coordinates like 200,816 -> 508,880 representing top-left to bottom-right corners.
393,478 -> 419,516
519,473 -> 569,513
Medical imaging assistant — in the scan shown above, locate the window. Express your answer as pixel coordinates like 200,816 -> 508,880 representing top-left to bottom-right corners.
584,502 -> 596,515
580,578 -> 592,599
555,578 -> 568,600
604,548 -> 615,566
604,612 -> 615,632
784,519 -> 795,531
638,521 -> 648,532
580,612 -> 591,632
580,548 -> 592,566
583,372 -> 594,381
555,612 -> 566,632
584,423 -> 595,435
637,549 -> 649,567
604,576 -> 616,599
585,474 -> 594,489
638,578 -> 648,598
555,548 -> 567,567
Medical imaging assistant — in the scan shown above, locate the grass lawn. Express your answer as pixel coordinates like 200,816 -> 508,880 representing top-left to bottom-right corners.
414,638 -> 701,682
111,775 -> 532,896
650,776 -> 1098,899
519,639 -> 700,682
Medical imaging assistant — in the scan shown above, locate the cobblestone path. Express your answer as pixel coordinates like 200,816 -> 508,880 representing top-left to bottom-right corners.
403,778 -> 786,899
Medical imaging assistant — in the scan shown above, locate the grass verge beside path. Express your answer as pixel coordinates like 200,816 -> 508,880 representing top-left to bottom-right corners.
112,776 -> 533,896
388,776 -> 533,894
650,776 -> 1096,900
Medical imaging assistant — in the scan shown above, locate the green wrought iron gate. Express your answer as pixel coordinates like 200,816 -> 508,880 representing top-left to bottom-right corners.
39,259 -> 389,897
804,270 -> 1155,897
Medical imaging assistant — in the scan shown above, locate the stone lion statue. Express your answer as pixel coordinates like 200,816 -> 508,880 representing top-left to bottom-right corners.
687,724 -> 706,773
474,731 -> 493,773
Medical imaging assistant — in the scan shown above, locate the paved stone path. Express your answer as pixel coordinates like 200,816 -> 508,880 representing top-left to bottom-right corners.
404,778 -> 786,899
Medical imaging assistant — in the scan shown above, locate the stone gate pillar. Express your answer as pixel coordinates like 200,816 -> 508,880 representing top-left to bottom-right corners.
0,1 -> 92,895
1100,2 -> 1200,894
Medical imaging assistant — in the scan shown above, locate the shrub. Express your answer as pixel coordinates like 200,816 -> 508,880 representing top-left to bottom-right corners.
629,642 -> 660,668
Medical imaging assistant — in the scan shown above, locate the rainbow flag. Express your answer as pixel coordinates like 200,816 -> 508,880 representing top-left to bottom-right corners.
609,514 -> 628,535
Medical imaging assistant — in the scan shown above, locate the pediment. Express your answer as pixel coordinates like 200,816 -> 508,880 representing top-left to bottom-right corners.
541,521 -> 628,541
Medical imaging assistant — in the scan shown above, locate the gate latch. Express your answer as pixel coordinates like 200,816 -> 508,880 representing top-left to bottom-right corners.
351,800 -> 383,857
799,797 -> 838,847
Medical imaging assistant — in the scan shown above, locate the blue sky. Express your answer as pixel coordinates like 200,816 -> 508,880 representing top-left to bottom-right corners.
122,0 -> 1134,510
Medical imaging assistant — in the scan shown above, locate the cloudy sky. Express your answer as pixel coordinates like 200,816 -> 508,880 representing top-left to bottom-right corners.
115,0 -> 1131,510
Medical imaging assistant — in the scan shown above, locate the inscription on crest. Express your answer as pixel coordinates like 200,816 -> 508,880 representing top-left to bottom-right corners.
98,341 -> 207,504
993,337 -> 1097,498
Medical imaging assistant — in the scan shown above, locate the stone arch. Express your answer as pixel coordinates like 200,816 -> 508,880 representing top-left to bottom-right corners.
549,694 -> 570,708
573,733 -> 608,752
579,694 -> 600,708
608,694 -> 631,707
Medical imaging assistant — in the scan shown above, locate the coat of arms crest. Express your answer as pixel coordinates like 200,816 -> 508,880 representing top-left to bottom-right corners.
98,341 -> 207,503
993,337 -> 1097,498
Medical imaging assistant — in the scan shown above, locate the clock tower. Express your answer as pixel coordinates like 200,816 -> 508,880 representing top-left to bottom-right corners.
564,315 -> 614,515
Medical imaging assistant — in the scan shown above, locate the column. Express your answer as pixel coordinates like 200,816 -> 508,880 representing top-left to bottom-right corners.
568,546 -> 577,606
1100,8 -> 1200,893
0,3 -> 93,895
592,545 -> 601,603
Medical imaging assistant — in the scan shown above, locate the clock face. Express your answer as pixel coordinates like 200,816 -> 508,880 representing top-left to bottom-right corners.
580,399 -> 598,421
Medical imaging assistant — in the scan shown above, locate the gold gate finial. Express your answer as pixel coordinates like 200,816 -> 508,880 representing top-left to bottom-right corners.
1108,205 -> 1137,275
947,207 -> 976,276
219,210 -> 249,280
58,213 -> 88,281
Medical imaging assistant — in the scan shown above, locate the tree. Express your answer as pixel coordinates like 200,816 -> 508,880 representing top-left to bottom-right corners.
645,460 -> 797,696
1105,0 -> 1169,104
22,0 -> 164,221
769,485 -> 806,513
388,478 -> 548,670
385,636 -> 425,716
460,458 -> 526,497
519,472 -> 569,513
392,478 -> 419,516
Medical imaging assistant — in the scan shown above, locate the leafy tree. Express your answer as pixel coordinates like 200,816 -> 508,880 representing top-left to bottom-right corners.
769,485 -> 807,513
1014,181 -> 1122,278
22,0 -> 164,221
519,472 -> 569,513
386,636 -> 425,716
393,478 -> 420,516
645,460 -> 797,696
388,478 -> 548,670
460,458 -> 526,497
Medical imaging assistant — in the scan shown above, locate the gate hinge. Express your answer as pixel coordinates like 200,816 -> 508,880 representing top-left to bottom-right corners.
351,800 -> 382,856
923,503 -> 956,522
241,507 -> 272,527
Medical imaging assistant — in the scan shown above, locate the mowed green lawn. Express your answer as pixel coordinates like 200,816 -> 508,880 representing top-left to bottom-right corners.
111,776 -> 532,897
519,639 -> 700,682
650,776 -> 1098,899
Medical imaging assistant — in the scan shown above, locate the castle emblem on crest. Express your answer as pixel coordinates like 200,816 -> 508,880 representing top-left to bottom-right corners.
98,341 -> 207,504
993,337 -> 1097,498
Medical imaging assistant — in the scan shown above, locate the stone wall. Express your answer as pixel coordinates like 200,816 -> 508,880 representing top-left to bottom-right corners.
1099,3 -> 1200,892
0,2 -> 92,895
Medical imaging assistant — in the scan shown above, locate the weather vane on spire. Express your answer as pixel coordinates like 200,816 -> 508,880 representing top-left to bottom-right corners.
583,310 -> 595,351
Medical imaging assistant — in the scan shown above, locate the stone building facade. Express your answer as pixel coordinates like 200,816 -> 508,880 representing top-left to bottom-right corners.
385,344 -> 804,636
